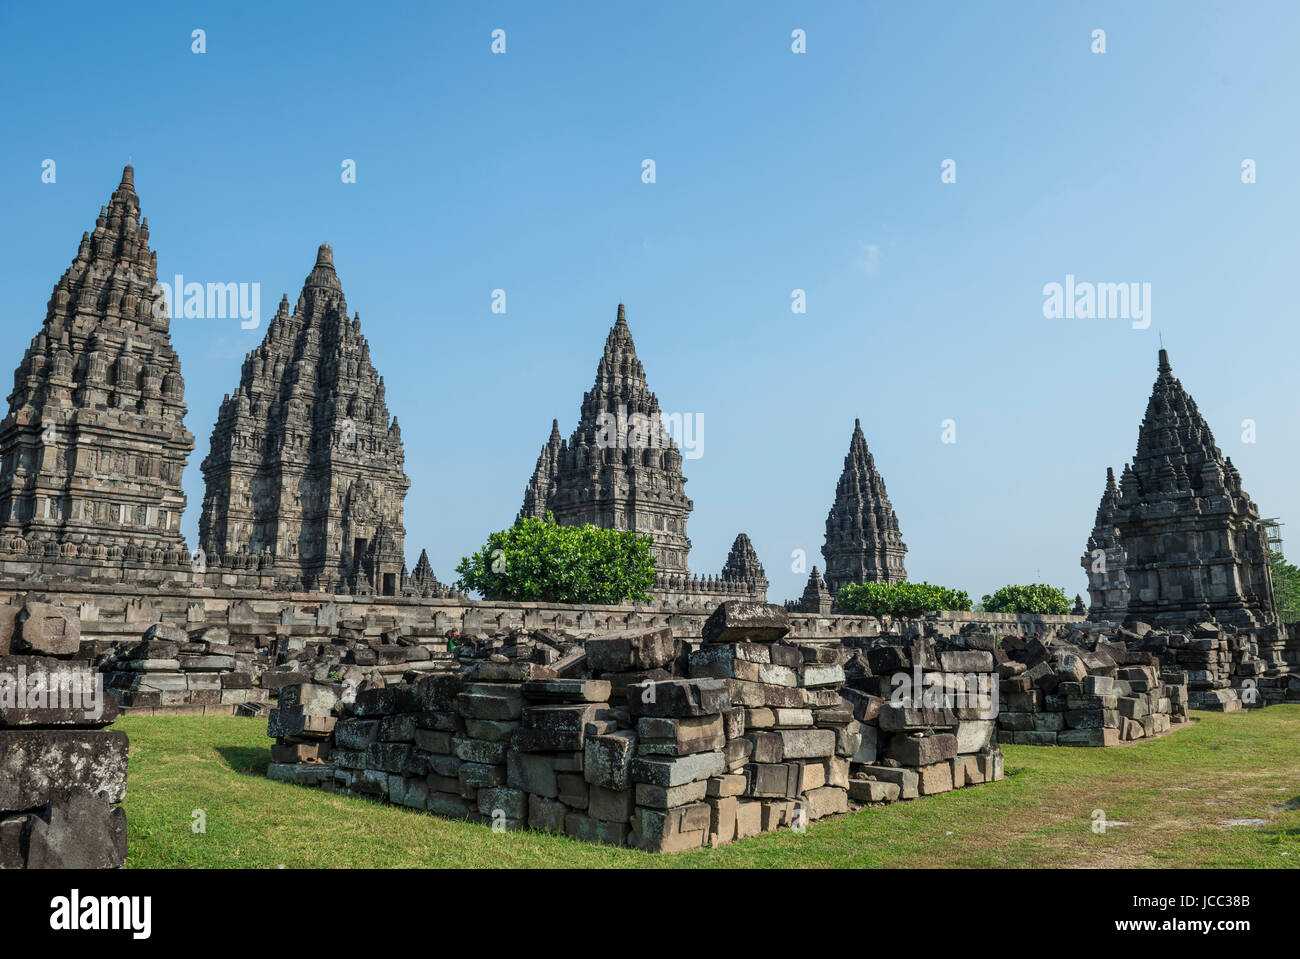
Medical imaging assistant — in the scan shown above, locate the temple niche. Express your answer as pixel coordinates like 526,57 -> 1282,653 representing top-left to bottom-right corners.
198,244 -> 409,594
0,166 -> 193,555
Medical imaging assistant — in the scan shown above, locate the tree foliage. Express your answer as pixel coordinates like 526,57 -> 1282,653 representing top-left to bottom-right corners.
836,581 -> 972,618
454,512 -> 656,605
1269,550 -> 1300,623
979,583 -> 1072,615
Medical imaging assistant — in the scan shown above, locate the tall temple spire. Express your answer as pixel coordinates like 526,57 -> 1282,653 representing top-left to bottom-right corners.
1109,350 -> 1275,627
821,418 -> 907,594
0,165 -> 193,553
520,303 -> 693,577
199,244 -> 410,594
1082,466 -> 1129,621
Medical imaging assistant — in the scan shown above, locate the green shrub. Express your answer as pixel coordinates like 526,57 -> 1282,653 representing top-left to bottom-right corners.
836,581 -> 972,618
979,584 -> 1072,615
454,512 -> 656,604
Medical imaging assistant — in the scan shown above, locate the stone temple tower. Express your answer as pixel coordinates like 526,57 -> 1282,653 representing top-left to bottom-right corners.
1112,349 -> 1275,628
1082,467 -> 1130,621
520,304 -> 693,577
199,244 -> 410,594
0,166 -> 194,553
821,419 -> 907,594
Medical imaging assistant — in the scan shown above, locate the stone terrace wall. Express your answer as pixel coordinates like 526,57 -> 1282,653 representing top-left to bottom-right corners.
0,600 -> 128,868
265,603 -> 1006,851
0,578 -> 1084,650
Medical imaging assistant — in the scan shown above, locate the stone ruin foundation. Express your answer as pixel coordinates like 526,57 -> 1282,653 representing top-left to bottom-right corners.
99,623 -> 270,715
265,602 -> 1006,851
0,600 -> 128,868
993,628 -> 1188,746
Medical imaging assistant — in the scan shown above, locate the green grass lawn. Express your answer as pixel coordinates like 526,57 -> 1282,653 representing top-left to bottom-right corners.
115,707 -> 1300,868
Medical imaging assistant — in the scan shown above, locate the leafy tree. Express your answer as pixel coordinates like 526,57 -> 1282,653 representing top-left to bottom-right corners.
979,583 -> 1072,615
455,512 -> 656,605
1269,550 -> 1300,623
836,581 -> 972,618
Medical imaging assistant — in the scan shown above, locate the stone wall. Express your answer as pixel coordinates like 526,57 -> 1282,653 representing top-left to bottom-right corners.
0,576 -> 1088,650
264,603 -> 1006,851
993,628 -> 1188,746
0,600 -> 128,868
99,623 -> 270,715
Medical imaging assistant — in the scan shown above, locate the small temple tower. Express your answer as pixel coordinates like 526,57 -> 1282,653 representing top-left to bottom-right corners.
821,419 -> 907,594
1082,466 -> 1131,621
720,533 -> 769,596
798,566 -> 834,615
198,244 -> 410,594
520,304 -> 693,577
1111,349 -> 1275,627
0,166 -> 194,554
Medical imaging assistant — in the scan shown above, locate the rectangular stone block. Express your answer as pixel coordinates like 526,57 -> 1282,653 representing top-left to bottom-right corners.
584,729 -> 636,790
627,679 -> 730,718
885,732 -> 957,767
635,779 -> 708,808
585,627 -> 676,672
629,751 -> 725,788
916,761 -> 954,795
636,714 -> 725,756
589,783 -> 634,822
520,678 -> 611,702
0,729 -> 128,808
777,727 -> 836,759
701,602 -> 790,644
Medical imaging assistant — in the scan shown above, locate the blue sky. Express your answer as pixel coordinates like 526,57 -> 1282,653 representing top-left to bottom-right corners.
2,2 -> 1298,604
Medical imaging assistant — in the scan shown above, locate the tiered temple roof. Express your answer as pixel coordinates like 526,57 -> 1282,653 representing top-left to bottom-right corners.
821,419 -> 907,594
198,244 -> 409,594
1111,349 -> 1275,627
0,165 -> 194,554
520,304 -> 693,577
1082,466 -> 1130,620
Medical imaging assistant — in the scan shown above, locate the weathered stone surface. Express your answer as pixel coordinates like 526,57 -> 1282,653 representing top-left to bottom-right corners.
955,720 -> 995,754
803,785 -> 848,820
777,728 -> 836,760
702,601 -> 790,644
886,732 -> 957,767
627,679 -> 730,718
0,729 -> 129,809
520,678 -> 611,702
585,627 -> 676,672
630,802 -> 710,852
14,604 -> 80,657
20,790 -> 127,869
629,752 -> 725,788
636,714 -> 724,756
584,730 -> 636,790
856,765 -> 919,799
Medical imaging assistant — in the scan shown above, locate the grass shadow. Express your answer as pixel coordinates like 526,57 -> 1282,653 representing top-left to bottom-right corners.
216,745 -> 271,776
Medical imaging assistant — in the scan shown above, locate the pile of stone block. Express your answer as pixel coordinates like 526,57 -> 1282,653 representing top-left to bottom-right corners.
100,623 -> 270,715
1257,622 -> 1300,704
0,600 -> 128,868
839,633 -> 1005,797
995,629 -> 1188,744
1123,621 -> 1266,711
264,602 -> 1012,852
265,681 -> 351,788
